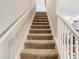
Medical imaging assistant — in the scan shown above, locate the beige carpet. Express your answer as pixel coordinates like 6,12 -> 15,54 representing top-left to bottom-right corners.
20,12 -> 58,59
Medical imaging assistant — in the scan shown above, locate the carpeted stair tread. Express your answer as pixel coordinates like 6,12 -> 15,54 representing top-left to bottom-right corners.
27,34 -> 53,40
26,40 -> 55,44
30,29 -> 51,34
31,25 -> 50,29
34,17 -> 48,19
20,12 -> 59,59
21,49 -> 58,57
25,40 -> 55,49
32,22 -> 49,25
33,19 -> 48,22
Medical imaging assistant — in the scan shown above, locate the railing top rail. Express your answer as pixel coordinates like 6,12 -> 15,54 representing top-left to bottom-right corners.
57,12 -> 79,39
0,5 -> 36,38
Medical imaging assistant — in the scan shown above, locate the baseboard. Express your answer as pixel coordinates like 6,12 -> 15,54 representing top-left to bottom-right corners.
55,37 -> 62,59
47,13 -> 61,59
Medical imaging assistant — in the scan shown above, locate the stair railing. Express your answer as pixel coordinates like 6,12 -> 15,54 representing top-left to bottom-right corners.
56,12 -> 79,59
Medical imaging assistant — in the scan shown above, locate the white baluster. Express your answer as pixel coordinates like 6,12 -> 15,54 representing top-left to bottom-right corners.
75,37 -> 78,59
67,29 -> 70,59
57,12 -> 79,59
64,25 -> 67,59
70,32 -> 73,59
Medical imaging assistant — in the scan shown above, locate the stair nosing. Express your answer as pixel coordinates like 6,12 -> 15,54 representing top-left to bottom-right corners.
21,49 -> 58,57
30,29 -> 51,30
28,34 -> 52,36
32,25 -> 50,26
26,40 -> 55,44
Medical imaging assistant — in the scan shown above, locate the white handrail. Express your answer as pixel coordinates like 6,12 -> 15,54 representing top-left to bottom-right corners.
0,4 -> 36,43
57,12 -> 79,39
56,12 -> 79,59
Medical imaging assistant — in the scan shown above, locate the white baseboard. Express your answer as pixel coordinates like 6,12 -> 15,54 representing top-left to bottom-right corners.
47,13 -> 62,59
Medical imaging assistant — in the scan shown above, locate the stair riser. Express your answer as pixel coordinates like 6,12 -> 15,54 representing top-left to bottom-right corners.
34,18 -> 48,19
21,54 -> 58,59
36,12 -> 47,14
35,15 -> 47,17
35,14 -> 47,16
30,30 -> 51,34
25,43 -> 55,49
27,36 -> 53,40
35,13 -> 47,15
31,26 -> 50,29
34,19 -> 48,20
35,14 -> 47,17
35,12 -> 47,15
33,20 -> 48,22
34,16 -> 48,18
32,23 -> 49,25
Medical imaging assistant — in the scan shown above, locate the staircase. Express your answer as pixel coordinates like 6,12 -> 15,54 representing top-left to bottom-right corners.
20,12 -> 59,59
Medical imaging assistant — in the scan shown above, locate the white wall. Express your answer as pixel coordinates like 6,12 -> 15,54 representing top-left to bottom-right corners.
0,0 -> 35,36
0,0 -> 36,59
59,0 -> 79,17
73,21 -> 79,32
46,0 -> 57,36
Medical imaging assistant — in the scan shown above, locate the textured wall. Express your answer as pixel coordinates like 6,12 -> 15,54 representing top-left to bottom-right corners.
0,0 -> 36,59
46,0 -> 57,36
59,0 -> 79,17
